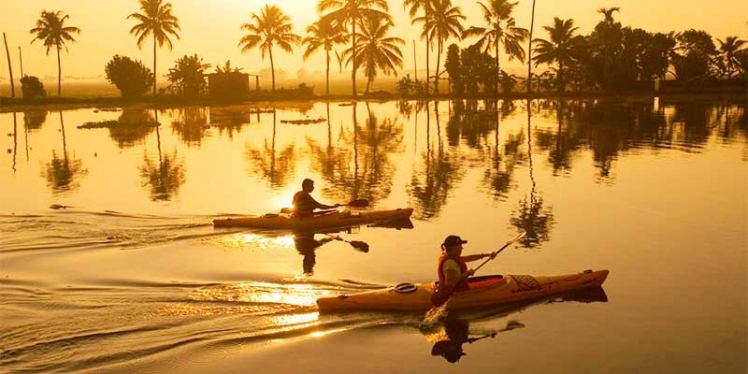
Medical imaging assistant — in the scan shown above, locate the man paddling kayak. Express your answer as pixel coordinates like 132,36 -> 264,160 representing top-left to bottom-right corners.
438,235 -> 496,292
292,179 -> 341,218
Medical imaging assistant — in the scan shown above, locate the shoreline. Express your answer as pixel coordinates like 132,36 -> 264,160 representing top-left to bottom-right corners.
1,90 -> 746,112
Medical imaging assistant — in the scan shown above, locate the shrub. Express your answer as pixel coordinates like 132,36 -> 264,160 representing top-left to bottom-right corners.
20,75 -> 47,99
105,55 -> 154,97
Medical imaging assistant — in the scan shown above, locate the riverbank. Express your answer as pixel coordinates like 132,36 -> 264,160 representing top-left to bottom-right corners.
1,89 -> 746,113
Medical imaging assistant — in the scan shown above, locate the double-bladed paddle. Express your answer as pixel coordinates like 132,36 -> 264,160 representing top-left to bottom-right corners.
430,231 -> 527,308
280,199 -> 370,214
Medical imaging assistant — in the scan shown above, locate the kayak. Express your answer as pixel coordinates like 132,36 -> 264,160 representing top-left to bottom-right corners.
213,207 -> 414,230
317,269 -> 609,313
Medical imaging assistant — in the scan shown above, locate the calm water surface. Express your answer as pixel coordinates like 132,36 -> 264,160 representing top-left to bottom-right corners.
1,99 -> 746,373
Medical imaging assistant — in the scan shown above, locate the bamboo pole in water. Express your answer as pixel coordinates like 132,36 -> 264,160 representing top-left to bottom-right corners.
3,32 -> 15,97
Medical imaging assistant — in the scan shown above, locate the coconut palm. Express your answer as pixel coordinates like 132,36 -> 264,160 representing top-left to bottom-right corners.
532,17 -> 582,92
413,0 -> 464,93
29,10 -> 81,97
239,4 -> 301,91
343,14 -> 404,93
716,36 -> 747,79
462,0 -> 528,93
303,18 -> 346,96
127,0 -> 181,96
597,7 -> 620,24
404,0 -> 433,91
527,0 -> 536,93
318,0 -> 390,97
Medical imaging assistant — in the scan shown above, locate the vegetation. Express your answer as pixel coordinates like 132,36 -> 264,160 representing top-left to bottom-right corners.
128,0 -> 181,96
166,54 -> 210,97
2,1 -> 746,107
29,10 -> 81,97
239,4 -> 301,91
20,75 -> 47,98
105,55 -> 154,97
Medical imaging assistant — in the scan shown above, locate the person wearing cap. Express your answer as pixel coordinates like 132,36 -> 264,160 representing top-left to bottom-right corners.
438,235 -> 496,291
292,178 -> 341,218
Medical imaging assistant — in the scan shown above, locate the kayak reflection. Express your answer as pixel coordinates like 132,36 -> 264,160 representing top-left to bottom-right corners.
428,286 -> 608,364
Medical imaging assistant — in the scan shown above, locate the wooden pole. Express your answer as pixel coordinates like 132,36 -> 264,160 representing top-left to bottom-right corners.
3,32 -> 15,98
18,46 -> 23,77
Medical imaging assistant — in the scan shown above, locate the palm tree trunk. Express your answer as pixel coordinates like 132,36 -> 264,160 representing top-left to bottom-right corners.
495,39 -> 500,94
434,40 -> 442,95
425,35 -> 430,95
56,46 -> 62,96
270,48 -> 276,91
3,33 -> 15,98
325,50 -> 330,96
527,0 -> 536,94
153,36 -> 157,95
351,21 -> 357,98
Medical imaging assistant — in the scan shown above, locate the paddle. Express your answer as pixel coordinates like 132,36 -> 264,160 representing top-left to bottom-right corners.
430,231 -> 527,308
280,199 -> 370,214
325,234 -> 370,252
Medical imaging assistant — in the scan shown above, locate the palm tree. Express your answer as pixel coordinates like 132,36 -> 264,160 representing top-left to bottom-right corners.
303,17 -> 346,96
527,0 -> 536,93
127,0 -> 181,96
597,7 -> 620,24
29,10 -> 81,97
414,0 -> 464,94
404,0 -> 433,93
239,4 -> 301,91
462,0 -> 528,93
343,14 -> 404,93
716,36 -> 747,79
318,0 -> 390,97
532,17 -> 582,92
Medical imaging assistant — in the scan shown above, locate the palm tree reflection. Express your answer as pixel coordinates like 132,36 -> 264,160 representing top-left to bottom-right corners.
409,101 -> 462,219
138,109 -> 185,201
245,110 -> 296,189
43,111 -> 87,193
510,100 -> 554,248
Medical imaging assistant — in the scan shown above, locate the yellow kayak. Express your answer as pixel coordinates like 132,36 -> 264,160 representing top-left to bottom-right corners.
213,207 -> 414,230
317,269 -> 609,313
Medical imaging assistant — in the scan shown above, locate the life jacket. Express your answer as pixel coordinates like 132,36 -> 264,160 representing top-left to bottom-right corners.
437,252 -> 469,290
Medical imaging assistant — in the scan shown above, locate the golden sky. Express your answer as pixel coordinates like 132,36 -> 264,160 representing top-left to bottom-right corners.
0,0 -> 746,82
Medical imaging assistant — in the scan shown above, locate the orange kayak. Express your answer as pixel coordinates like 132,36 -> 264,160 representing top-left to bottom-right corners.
213,207 -> 414,230
317,269 -> 609,313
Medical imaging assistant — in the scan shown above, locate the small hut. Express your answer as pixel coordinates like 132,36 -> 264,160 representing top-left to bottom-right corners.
208,72 -> 250,97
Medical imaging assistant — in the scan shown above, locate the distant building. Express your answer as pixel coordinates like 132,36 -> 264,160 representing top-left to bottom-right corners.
208,72 -> 249,97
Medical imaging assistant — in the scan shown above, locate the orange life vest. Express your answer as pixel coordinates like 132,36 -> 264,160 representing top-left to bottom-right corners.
437,252 -> 469,290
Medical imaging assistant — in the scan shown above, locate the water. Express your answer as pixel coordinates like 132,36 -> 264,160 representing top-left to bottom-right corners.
1,99 -> 746,373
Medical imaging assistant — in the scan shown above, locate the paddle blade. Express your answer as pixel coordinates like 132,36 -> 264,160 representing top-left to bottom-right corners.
346,199 -> 370,208
430,285 -> 454,307
349,240 -> 369,252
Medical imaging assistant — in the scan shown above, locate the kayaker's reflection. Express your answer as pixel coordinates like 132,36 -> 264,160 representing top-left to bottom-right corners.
431,319 -> 524,363
293,231 -> 369,275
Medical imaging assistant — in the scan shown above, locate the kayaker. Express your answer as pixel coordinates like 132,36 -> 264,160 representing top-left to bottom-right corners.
292,179 -> 341,218
438,235 -> 496,291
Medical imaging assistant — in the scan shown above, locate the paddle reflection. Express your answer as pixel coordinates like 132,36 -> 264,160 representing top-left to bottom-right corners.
425,286 -> 608,364
292,230 -> 371,276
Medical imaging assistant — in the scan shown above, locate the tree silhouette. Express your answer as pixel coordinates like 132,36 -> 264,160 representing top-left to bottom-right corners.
532,17 -> 583,92
413,0 -> 465,94
462,0 -> 528,93
342,13 -> 404,93
128,0 -> 181,96
303,18 -> 346,96
29,10 -> 81,97
318,0 -> 390,97
138,110 -> 185,201
239,4 -> 301,91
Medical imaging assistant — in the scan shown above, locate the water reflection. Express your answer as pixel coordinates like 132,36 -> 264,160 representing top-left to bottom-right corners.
43,111 -> 87,194
139,110 -> 186,201
409,101 -> 462,219
510,101 -> 554,248
245,110 -> 297,188
292,230 -> 370,276
24,109 -> 46,131
170,107 -> 208,146
209,105 -> 257,139
425,286 -> 608,364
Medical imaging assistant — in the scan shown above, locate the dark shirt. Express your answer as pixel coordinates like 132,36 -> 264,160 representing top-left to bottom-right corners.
292,191 -> 323,218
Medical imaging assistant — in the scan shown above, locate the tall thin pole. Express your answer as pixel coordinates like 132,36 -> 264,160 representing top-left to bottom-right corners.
18,46 -> 23,77
3,32 -> 15,98
413,40 -> 418,82
527,0 -> 536,94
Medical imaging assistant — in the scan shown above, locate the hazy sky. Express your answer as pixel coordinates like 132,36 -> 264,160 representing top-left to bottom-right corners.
1,0 -> 746,82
